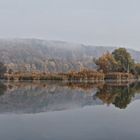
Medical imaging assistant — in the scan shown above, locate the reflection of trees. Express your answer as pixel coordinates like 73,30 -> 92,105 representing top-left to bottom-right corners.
131,82 -> 140,93
95,82 -> 140,109
5,81 -> 105,93
65,82 -> 104,91
95,85 -> 118,105
112,87 -> 134,109
0,82 -> 7,96
1,81 -> 140,110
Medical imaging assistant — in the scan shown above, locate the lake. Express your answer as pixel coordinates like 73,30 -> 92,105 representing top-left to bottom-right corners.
0,81 -> 140,140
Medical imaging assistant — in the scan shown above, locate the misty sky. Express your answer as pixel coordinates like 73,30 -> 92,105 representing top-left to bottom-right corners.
0,0 -> 140,50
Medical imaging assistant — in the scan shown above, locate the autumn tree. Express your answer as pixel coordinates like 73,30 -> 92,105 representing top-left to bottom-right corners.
112,48 -> 135,72
95,52 -> 118,73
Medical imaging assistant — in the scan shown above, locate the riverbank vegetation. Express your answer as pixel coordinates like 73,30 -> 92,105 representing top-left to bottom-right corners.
1,48 -> 140,81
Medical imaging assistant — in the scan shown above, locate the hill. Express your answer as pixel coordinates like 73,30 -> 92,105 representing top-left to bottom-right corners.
0,39 -> 139,72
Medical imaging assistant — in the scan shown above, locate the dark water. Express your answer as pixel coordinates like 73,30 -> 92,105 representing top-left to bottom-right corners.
0,81 -> 140,140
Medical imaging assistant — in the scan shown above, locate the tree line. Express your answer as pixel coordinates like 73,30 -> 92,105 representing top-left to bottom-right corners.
0,47 -> 140,79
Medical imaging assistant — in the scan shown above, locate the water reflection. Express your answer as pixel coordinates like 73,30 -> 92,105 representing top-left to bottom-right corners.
0,81 -> 139,113
95,84 -> 134,109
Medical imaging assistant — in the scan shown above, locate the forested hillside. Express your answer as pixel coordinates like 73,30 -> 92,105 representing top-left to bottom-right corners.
0,39 -> 139,72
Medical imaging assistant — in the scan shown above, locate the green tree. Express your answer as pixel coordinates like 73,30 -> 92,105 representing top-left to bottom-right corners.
112,48 -> 135,72
135,63 -> 140,75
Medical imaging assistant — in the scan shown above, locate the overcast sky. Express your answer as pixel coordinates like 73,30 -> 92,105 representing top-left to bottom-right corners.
0,0 -> 140,50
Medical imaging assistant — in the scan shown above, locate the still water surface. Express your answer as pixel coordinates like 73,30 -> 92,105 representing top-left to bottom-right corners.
0,81 -> 140,140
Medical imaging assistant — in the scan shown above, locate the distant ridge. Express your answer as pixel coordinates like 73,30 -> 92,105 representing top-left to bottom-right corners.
0,39 -> 139,72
